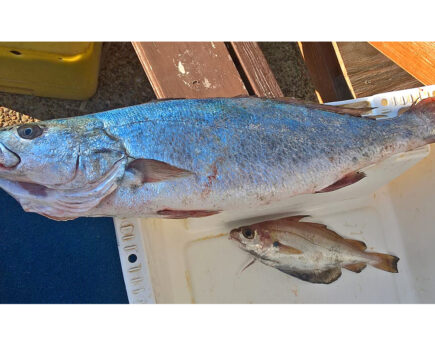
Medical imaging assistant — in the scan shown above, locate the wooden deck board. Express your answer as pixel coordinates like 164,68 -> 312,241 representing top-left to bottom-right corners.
230,42 -> 283,98
334,42 -> 421,98
131,42 -> 248,99
297,42 -> 354,103
369,42 -> 435,85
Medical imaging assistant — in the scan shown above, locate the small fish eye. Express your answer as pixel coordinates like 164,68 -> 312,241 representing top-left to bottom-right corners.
242,228 -> 255,239
17,124 -> 43,140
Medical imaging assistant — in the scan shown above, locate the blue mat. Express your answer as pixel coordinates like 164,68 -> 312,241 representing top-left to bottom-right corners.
0,190 -> 129,304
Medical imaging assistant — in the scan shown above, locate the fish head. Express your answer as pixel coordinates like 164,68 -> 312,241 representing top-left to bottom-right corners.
229,224 -> 274,256
0,118 -> 128,219
0,118 -> 125,189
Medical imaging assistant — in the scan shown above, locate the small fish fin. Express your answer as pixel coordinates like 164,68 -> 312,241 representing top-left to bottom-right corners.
275,242 -> 303,255
316,171 -> 366,193
126,159 -> 194,184
157,209 -> 221,219
270,97 -> 374,118
344,262 -> 367,273
276,266 -> 342,284
303,222 -> 327,229
367,253 -> 399,273
299,222 -> 344,240
240,258 -> 256,273
278,215 -> 310,223
344,238 -> 367,251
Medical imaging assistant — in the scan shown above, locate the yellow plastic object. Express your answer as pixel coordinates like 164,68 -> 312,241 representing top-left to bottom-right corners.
0,42 -> 102,100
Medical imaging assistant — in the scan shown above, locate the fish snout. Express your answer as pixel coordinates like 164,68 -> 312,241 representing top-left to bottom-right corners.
0,143 -> 20,168
229,229 -> 241,242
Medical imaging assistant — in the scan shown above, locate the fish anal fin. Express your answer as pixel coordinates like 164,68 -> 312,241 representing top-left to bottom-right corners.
275,242 -> 303,255
277,266 -> 342,284
317,171 -> 366,193
345,238 -> 367,251
157,209 -> 221,219
127,159 -> 194,184
368,253 -> 399,273
344,262 -> 367,273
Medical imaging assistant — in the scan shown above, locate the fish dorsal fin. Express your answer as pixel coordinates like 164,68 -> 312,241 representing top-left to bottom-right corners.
261,219 -> 343,242
298,221 -> 344,240
276,266 -> 342,284
259,215 -> 309,231
278,215 -> 310,223
126,159 -> 194,184
344,238 -> 367,251
303,222 -> 327,229
270,97 -> 373,118
344,262 -> 367,273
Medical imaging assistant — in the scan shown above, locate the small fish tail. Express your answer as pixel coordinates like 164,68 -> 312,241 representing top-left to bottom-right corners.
367,252 -> 399,273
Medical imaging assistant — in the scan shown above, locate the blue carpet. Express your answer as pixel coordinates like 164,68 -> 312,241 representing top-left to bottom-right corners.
0,190 -> 129,303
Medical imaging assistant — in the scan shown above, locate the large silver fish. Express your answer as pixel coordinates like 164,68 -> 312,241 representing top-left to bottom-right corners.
0,97 -> 434,220
229,216 -> 399,284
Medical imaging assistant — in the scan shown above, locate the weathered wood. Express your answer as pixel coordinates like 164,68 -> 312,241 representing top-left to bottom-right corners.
231,42 -> 284,98
369,42 -> 435,85
334,42 -> 421,98
298,42 -> 354,103
336,42 -> 423,96
131,42 -> 248,99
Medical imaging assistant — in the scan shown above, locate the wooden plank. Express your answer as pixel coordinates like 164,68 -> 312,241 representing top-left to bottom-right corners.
131,42 -> 248,99
369,42 -> 435,85
334,42 -> 421,98
298,42 -> 354,103
230,42 -> 284,98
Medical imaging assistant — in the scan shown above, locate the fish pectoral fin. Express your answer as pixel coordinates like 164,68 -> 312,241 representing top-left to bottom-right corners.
126,159 -> 194,184
316,171 -> 366,193
344,238 -> 367,251
344,262 -> 367,273
240,258 -> 256,273
276,242 -> 303,255
276,266 -> 342,284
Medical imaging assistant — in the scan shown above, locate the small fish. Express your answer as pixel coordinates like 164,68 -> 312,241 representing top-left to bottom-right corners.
229,216 -> 399,284
0,97 -> 434,220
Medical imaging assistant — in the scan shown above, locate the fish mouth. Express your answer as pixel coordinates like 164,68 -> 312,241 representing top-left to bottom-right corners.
229,231 -> 246,247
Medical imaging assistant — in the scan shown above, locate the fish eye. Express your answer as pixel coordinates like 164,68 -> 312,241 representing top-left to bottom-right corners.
17,125 -> 43,140
242,228 -> 255,239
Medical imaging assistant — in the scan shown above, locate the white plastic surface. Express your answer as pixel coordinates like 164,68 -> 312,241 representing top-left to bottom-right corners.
115,85 -> 435,303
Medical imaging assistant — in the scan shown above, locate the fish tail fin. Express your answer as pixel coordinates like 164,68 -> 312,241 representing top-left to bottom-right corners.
401,97 -> 435,144
367,252 -> 399,273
